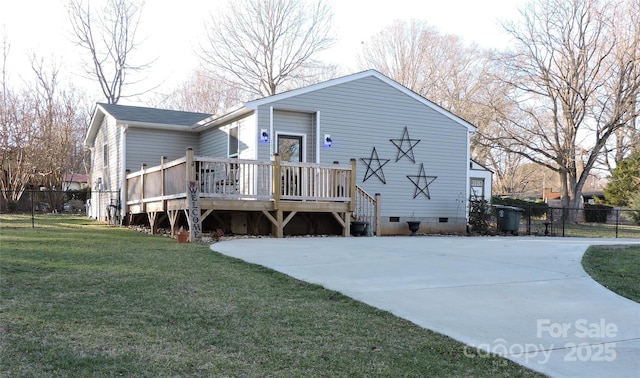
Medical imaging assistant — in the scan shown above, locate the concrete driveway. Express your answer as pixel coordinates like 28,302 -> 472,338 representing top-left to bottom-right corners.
212,236 -> 640,378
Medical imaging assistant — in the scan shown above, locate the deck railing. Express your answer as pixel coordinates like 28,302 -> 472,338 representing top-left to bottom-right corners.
125,149 -> 356,207
354,186 -> 381,235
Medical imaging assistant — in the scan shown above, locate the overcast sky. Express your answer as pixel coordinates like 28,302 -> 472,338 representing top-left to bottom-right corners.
1,0 -> 525,105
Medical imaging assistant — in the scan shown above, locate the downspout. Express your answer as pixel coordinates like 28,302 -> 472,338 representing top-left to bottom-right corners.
120,124 -> 128,225
269,106 -> 274,157
316,111 -> 320,163
465,131 -> 472,225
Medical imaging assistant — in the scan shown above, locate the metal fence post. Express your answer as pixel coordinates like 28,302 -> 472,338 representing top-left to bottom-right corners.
30,190 -> 35,228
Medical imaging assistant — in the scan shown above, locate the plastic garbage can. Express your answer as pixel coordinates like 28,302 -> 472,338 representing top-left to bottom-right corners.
495,205 -> 524,235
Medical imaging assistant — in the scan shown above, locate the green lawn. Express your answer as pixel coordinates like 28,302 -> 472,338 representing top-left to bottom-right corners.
0,215 -> 543,377
582,245 -> 640,303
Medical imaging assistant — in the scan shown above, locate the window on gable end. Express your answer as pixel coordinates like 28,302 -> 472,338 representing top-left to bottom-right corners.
228,125 -> 239,158
103,143 -> 109,167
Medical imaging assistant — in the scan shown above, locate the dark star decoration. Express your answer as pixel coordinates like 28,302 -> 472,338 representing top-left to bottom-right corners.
406,163 -> 437,199
360,147 -> 390,184
390,126 -> 421,163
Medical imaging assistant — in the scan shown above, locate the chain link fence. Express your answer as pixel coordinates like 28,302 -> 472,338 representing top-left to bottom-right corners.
4,190 -> 639,238
0,189 -> 122,226
492,204 -> 640,238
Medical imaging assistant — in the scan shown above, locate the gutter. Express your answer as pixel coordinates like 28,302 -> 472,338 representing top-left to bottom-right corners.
120,124 -> 128,225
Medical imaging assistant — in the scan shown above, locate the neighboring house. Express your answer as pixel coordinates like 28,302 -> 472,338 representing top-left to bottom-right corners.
543,187 -> 562,202
62,173 -> 89,191
85,70 -> 482,238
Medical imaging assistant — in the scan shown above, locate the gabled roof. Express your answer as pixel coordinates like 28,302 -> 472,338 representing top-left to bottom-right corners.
97,103 -> 212,126
85,103 -> 212,147
239,70 -> 477,132
85,70 -> 478,145
202,70 -> 477,132
470,159 -> 494,173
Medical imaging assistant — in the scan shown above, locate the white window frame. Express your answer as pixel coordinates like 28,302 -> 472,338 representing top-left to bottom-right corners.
275,132 -> 306,162
228,124 -> 239,158
103,142 -> 109,167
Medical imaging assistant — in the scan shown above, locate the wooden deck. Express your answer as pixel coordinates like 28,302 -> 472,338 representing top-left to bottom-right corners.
125,148 -> 379,240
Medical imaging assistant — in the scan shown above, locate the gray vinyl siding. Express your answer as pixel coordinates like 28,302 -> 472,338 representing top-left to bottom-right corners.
199,114 -> 257,159
255,75 -> 469,220
92,116 -> 120,192
126,127 -> 198,171
273,110 -> 314,162
199,127 -> 227,157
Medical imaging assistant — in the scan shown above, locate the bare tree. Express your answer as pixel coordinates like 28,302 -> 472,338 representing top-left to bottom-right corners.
0,88 -> 39,204
358,19 -> 518,196
199,0 -> 335,98
0,36 -> 36,204
152,69 -> 242,114
495,0 -> 640,210
68,0 -> 149,104
601,0 -> 640,169
29,57 -> 91,210
0,52 -> 89,210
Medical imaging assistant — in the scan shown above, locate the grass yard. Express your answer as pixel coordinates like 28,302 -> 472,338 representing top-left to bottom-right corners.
582,244 -> 640,303
0,215 -> 544,377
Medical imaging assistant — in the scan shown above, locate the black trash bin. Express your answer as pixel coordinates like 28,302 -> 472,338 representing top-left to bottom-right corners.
495,205 -> 524,235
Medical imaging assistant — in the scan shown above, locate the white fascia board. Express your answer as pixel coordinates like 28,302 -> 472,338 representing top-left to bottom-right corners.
120,121 -> 198,132
85,104 -> 107,147
192,106 -> 254,131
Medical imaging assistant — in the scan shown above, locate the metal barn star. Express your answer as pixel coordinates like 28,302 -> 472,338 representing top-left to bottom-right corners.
360,147 -> 390,184
407,163 -> 437,199
390,126 -> 421,163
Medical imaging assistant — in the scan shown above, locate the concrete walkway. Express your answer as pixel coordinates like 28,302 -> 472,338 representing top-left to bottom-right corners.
212,236 -> 640,378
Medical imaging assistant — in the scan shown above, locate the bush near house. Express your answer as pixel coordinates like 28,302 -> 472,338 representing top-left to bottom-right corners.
628,191 -> 640,225
65,187 -> 90,202
584,204 -> 613,223
468,198 -> 492,234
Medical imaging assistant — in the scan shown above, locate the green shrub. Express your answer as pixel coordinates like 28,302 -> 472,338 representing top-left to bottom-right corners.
6,200 -> 18,213
627,191 -> 640,225
468,198 -> 491,234
584,204 -> 612,223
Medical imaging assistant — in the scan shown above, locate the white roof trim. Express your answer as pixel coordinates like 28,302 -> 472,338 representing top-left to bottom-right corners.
85,104 -> 108,147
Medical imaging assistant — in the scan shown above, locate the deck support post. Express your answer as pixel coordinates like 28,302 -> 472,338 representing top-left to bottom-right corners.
331,211 -> 350,237
275,210 -> 284,238
168,210 -> 179,236
283,211 -> 297,228
273,154 -> 283,238
349,159 -> 357,212
148,211 -> 157,234
374,193 -> 381,236
141,163 -> 147,212
186,148 -> 196,182
160,156 -> 167,199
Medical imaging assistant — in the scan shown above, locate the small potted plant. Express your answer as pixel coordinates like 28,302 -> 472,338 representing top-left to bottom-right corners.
176,226 -> 190,243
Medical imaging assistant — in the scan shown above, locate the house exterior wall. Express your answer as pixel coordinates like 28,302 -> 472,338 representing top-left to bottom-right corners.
254,75 -> 471,234
272,110 -> 315,161
87,115 -> 121,220
126,127 -> 198,170
200,113 -> 257,159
